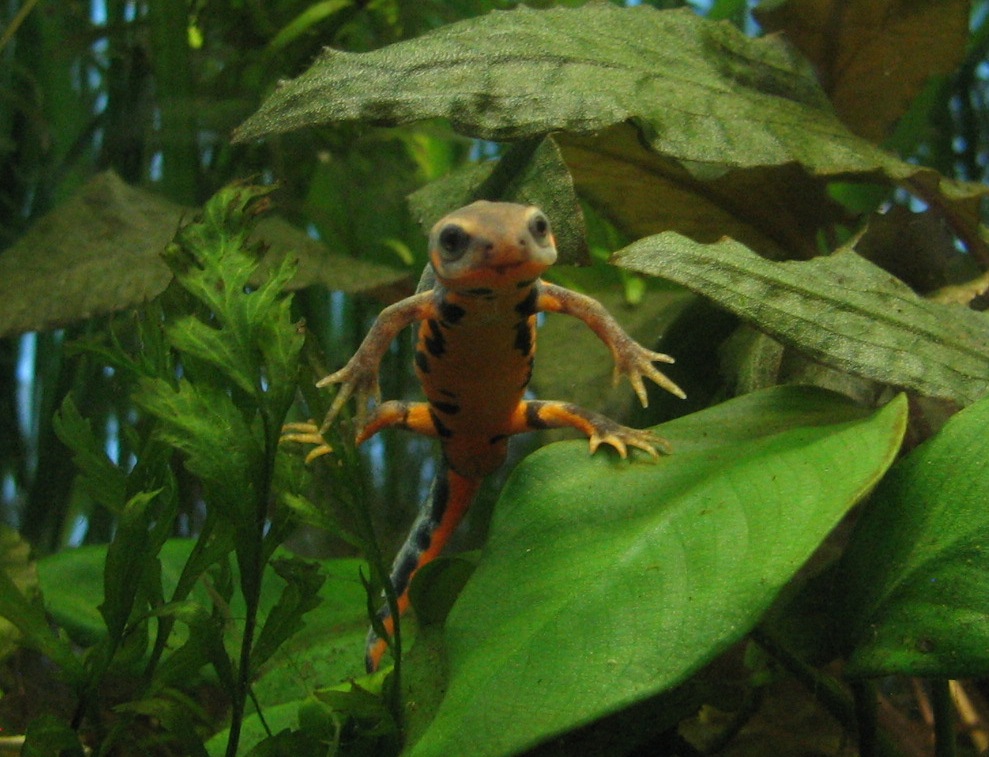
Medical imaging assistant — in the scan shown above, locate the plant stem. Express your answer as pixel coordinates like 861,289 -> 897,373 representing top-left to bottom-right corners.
751,627 -> 900,757
931,679 -> 957,757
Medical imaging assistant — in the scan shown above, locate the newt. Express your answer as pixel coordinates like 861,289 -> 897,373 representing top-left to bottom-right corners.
283,200 -> 685,671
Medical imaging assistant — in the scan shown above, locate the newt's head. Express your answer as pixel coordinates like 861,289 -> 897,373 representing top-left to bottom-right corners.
428,201 -> 558,289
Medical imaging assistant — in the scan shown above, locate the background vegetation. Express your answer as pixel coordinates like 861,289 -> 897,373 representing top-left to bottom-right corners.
0,0 -> 988,755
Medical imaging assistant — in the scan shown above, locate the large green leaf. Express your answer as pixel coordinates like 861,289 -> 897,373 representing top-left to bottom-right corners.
231,3 -> 989,264
756,0 -> 969,142
231,5 -> 843,169
405,387 -> 907,757
0,172 -> 407,337
838,395 -> 989,678
614,232 -> 989,405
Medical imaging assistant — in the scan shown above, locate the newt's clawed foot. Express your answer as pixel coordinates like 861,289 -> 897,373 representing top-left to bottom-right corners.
613,342 -> 686,407
280,421 -> 334,463
589,418 -> 671,460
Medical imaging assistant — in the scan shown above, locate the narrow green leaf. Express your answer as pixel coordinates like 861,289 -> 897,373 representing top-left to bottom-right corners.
615,232 -> 989,405
406,387 -> 907,757
51,396 -> 129,516
100,491 -> 164,639
0,526 -> 39,661
251,556 -> 326,671
22,714 -> 86,757
0,567 -> 82,680
839,395 -> 989,678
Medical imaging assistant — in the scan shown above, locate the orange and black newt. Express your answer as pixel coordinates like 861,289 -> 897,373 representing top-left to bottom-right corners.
284,201 -> 685,671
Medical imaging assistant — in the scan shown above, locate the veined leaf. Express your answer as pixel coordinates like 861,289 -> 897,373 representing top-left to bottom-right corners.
0,172 -> 407,337
232,4 -> 988,262
614,232 -> 989,405
839,394 -> 989,678
405,387 -> 906,757
558,124 -> 848,260
756,0 -> 969,142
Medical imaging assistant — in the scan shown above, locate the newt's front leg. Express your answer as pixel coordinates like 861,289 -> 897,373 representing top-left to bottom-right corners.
316,291 -> 434,435
536,282 -> 685,405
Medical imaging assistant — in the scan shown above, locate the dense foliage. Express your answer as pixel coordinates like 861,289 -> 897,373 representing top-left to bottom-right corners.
1,1 -> 988,755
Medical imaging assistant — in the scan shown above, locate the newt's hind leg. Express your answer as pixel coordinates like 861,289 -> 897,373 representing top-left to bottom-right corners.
512,400 -> 671,459
356,400 -> 439,444
281,401 -> 439,462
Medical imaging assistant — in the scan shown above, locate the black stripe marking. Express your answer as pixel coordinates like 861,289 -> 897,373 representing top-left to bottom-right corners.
414,349 -> 430,374
431,400 -> 461,415
521,355 -> 535,389
515,286 -> 539,317
516,277 -> 537,289
465,287 -> 494,297
430,409 -> 453,438
424,319 -> 446,357
525,402 -> 551,430
439,300 -> 466,325
514,320 -> 533,356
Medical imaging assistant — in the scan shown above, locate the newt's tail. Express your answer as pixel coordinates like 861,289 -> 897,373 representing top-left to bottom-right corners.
366,459 -> 481,672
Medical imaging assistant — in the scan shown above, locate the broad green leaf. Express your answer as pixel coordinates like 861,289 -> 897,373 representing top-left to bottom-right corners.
406,387 -> 907,757
38,539 -> 218,647
0,172 -> 407,337
408,136 -> 590,265
838,395 -> 989,678
614,232 -> 989,405
558,124 -> 847,260
232,5 -> 838,170
756,0 -> 969,142
235,2 -> 987,257
232,2 -> 987,252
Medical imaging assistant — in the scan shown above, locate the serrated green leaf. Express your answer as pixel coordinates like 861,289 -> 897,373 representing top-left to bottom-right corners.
839,395 -> 989,678
50,398 -> 131,515
135,379 -> 264,520
233,5 -> 836,169
405,387 -> 906,757
615,232 -> 989,405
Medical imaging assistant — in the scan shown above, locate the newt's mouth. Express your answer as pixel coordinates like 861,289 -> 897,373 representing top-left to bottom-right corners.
491,260 -> 525,275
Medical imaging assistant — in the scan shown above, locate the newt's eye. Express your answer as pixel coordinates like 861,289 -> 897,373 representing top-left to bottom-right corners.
438,224 -> 471,259
528,212 -> 551,245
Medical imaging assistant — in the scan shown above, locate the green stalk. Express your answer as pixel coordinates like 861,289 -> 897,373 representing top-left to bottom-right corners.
931,679 -> 957,757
